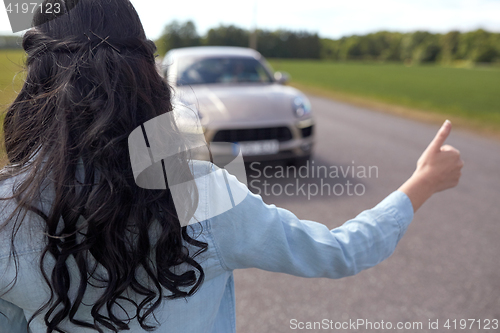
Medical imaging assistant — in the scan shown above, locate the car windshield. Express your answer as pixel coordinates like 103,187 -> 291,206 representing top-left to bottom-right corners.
176,56 -> 273,86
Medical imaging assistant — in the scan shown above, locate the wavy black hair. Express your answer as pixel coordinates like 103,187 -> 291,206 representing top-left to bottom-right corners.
0,0 -> 207,332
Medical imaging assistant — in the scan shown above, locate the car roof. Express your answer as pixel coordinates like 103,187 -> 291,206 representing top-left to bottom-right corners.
164,46 -> 262,61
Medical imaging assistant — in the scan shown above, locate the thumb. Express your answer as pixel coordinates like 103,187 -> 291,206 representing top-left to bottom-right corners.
426,120 -> 452,154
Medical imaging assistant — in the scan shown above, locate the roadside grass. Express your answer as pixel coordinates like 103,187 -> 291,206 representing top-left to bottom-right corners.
267,59 -> 500,138
0,49 -> 25,106
0,49 -> 26,166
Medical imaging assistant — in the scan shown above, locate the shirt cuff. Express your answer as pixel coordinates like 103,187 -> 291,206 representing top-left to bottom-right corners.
378,190 -> 415,241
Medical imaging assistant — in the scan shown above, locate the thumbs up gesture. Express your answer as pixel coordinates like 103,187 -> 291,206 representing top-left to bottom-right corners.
399,120 -> 464,212
416,120 -> 464,192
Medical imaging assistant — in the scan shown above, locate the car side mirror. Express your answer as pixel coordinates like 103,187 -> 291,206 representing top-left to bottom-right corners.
274,71 -> 290,85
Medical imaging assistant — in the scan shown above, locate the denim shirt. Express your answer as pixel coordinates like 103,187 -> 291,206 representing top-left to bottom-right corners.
0,161 -> 414,333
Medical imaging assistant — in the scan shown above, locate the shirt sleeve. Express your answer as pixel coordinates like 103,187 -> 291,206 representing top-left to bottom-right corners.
208,167 -> 414,279
0,299 -> 29,333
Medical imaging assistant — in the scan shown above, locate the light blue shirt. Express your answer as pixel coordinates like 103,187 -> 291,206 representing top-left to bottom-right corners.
0,161 -> 414,333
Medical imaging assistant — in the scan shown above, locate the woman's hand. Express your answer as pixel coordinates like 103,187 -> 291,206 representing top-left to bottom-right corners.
398,120 -> 464,212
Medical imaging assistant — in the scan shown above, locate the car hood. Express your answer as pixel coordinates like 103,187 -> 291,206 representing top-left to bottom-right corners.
174,84 -> 303,126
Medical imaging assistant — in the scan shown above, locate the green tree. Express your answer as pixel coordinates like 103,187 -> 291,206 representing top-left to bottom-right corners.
378,32 -> 403,62
336,36 -> 363,61
470,30 -> 497,63
0,35 -> 22,49
456,29 -> 498,63
271,30 -> 321,59
320,38 -> 341,60
156,20 -> 201,55
205,25 -> 249,47
412,34 -> 441,64
400,31 -> 434,63
440,31 -> 460,64
250,29 -> 321,59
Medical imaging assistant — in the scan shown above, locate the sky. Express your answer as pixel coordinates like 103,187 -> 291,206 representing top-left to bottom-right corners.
1,0 -> 500,40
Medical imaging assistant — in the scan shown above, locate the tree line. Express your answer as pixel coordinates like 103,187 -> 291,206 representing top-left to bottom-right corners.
2,21 -> 499,64
321,30 -> 500,64
156,21 -> 500,65
0,35 -> 22,49
155,21 -> 321,60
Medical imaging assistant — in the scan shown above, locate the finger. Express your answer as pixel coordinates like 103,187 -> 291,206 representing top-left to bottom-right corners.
426,120 -> 452,154
439,148 -> 461,162
440,144 -> 459,154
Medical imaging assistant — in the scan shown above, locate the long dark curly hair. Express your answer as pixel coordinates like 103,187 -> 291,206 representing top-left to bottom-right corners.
0,0 -> 207,331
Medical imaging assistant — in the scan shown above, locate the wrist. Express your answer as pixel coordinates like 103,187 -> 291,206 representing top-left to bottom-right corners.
398,173 -> 435,213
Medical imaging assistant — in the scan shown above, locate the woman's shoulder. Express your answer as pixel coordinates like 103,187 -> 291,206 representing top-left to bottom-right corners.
0,168 -> 25,211
0,167 -> 47,260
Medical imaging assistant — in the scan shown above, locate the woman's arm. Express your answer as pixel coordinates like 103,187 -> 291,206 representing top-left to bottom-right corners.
207,120 -> 463,278
398,120 -> 463,212
209,186 -> 413,278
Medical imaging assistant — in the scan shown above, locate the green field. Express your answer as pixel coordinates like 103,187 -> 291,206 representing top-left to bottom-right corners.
0,50 -> 25,107
0,50 -> 26,130
0,50 -> 26,163
268,59 -> 500,133
1,51 -> 499,136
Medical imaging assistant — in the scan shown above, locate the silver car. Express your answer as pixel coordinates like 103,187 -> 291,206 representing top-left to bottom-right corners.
161,46 -> 315,165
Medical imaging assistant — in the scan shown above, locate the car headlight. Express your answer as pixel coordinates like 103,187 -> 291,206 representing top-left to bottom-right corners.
292,96 -> 312,118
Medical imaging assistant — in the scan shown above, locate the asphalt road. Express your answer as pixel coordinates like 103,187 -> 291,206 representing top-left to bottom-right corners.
234,95 -> 500,333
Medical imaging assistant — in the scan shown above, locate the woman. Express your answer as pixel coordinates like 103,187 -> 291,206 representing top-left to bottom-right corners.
0,0 -> 463,332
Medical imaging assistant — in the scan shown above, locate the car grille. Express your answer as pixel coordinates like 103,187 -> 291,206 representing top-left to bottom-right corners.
212,127 -> 293,142
301,125 -> 314,138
